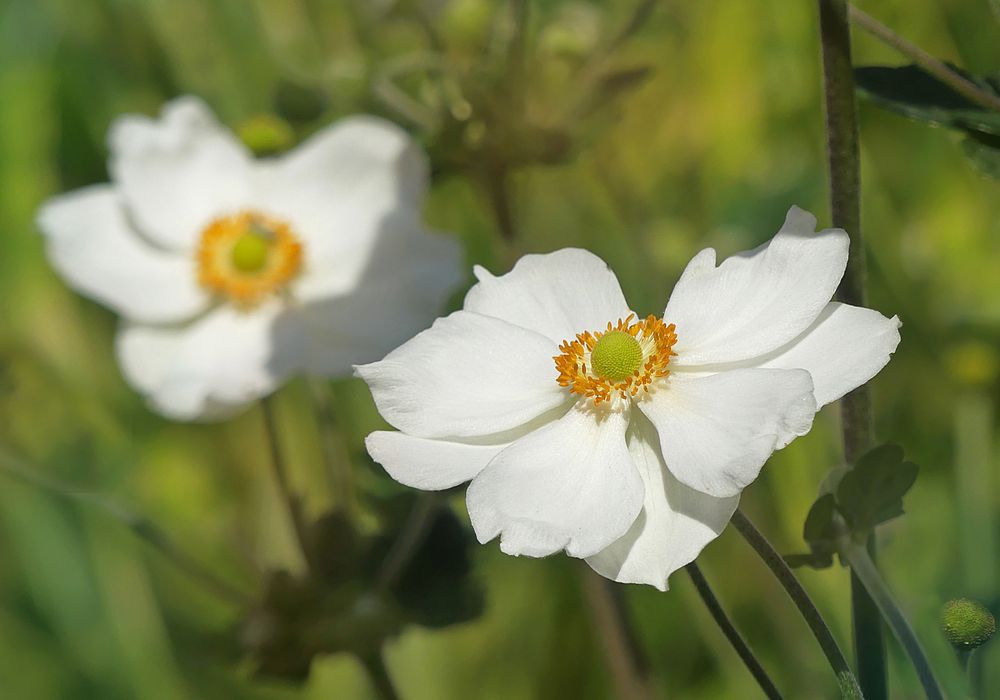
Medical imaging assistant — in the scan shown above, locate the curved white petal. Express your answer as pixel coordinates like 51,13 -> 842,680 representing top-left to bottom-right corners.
640,369 -> 817,498
665,207 -> 849,365
751,302 -> 901,407
355,311 -> 567,439
466,403 -> 643,559
587,416 -> 738,590
115,301 -> 301,421
365,431 -> 509,491
286,214 -> 463,376
108,96 -> 254,251
36,185 -> 209,324
258,116 -> 429,292
463,248 -> 632,344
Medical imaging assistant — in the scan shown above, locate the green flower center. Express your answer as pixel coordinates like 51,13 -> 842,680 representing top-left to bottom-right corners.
230,226 -> 273,273
590,330 -> 643,382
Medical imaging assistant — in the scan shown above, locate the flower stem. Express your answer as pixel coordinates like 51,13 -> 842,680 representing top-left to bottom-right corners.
260,397 -> 312,569
307,379 -> 355,515
839,540 -> 945,700
0,448 -> 250,607
685,562 -> 784,699
816,2 -> 887,696
375,494 -> 440,593
580,568 -> 655,700
848,5 -> 1000,114
730,510 -> 863,698
360,651 -> 402,700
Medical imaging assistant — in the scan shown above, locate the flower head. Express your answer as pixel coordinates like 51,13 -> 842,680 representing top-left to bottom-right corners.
37,97 -> 462,420
357,207 -> 901,590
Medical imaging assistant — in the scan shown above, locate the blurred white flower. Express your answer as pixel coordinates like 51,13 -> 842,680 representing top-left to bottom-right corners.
358,207 -> 901,590
37,96 -> 462,421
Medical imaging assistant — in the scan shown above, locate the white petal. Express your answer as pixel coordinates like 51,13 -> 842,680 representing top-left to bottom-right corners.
752,302 -> 901,407
587,416 -> 738,590
115,301 -> 300,421
466,403 -> 643,558
258,116 -> 429,292
665,207 -> 849,365
463,248 -> 632,344
355,311 -> 567,439
36,185 -> 209,323
108,96 -> 254,251
640,369 -> 817,498
288,214 -> 463,376
365,431 -> 509,491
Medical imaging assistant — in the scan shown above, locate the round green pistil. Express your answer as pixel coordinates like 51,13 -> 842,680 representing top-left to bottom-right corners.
590,330 -> 643,382
231,229 -> 272,273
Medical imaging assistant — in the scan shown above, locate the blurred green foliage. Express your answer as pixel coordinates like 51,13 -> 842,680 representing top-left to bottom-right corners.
2,0 -> 1000,697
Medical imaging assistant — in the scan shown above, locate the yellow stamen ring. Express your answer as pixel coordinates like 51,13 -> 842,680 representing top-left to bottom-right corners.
554,314 -> 678,405
196,210 -> 303,308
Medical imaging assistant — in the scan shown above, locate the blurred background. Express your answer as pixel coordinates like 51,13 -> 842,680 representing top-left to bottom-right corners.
2,0 -> 1000,697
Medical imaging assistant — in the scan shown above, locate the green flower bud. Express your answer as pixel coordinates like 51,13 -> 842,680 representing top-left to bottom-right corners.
941,598 -> 996,650
238,114 -> 294,156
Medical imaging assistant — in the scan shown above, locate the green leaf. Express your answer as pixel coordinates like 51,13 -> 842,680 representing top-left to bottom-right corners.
962,131 -> 1000,178
784,551 -> 835,570
836,444 -> 919,533
804,493 -> 838,546
855,64 -> 1000,136
786,493 -> 838,570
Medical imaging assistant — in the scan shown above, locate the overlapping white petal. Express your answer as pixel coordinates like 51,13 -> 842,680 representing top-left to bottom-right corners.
116,301 -> 301,421
639,369 -> 817,498
262,116 -> 433,301
356,311 -> 567,439
466,403 -> 643,558
365,431 -> 510,491
587,416 -> 738,590
464,248 -> 632,343
290,214 -> 463,377
751,302 -> 901,407
36,185 -> 209,324
108,96 -> 254,251
666,207 -> 849,366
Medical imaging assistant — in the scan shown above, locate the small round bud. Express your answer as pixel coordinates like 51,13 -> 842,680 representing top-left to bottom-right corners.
237,114 -> 294,156
941,598 -> 996,650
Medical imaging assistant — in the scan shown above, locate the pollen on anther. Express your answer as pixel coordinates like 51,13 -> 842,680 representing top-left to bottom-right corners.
196,210 -> 303,308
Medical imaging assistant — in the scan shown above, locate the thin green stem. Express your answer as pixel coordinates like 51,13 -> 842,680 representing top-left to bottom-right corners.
360,651 -> 402,700
848,5 -> 1000,114
580,568 -> 655,700
306,379 -> 355,515
0,448 -> 250,607
817,2 -> 886,696
685,562 -> 784,700
730,510 -> 862,698
260,397 -> 312,569
959,649 -> 978,700
374,494 -> 439,593
840,541 -> 945,700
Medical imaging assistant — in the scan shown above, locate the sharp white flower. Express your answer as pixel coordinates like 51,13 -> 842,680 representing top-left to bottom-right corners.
357,207 -> 901,590
37,96 -> 462,421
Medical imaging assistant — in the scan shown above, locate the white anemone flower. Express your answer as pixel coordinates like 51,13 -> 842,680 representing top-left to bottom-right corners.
37,96 -> 461,421
357,207 -> 901,590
